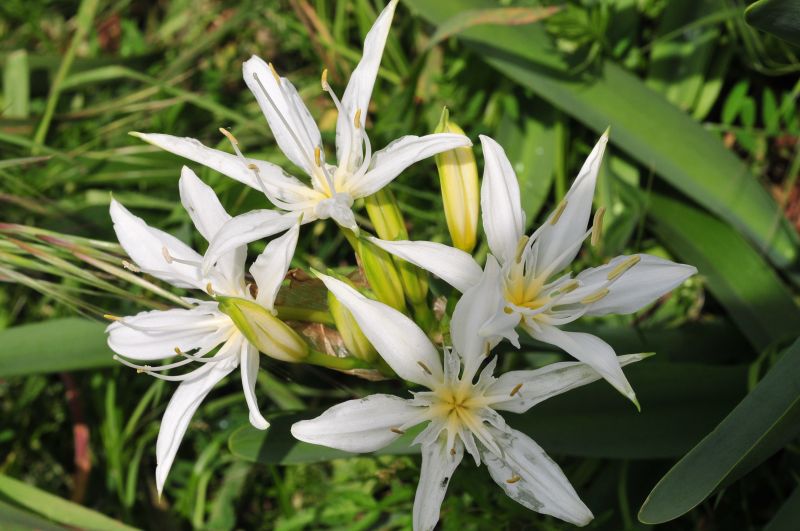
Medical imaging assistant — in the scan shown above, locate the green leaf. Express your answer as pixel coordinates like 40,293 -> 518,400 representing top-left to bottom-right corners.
427,6 -> 560,49
404,0 -> 799,268
745,0 -> 800,47
647,193 -> 800,351
0,475 -> 136,530
638,338 -> 800,524
2,50 -> 29,119
230,363 -> 747,463
0,500 -> 65,531
0,318 -> 114,377
764,485 -> 800,531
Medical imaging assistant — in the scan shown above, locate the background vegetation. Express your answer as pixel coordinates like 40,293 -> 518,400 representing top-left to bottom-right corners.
1,0 -> 799,529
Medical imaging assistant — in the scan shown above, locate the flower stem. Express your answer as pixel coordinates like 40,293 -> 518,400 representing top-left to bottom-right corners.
304,349 -> 372,371
275,305 -> 334,326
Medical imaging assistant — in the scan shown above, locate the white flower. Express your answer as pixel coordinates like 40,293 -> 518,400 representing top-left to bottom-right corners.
369,133 -> 697,404
106,166 -> 300,494
292,261 -> 649,530
131,0 -> 470,271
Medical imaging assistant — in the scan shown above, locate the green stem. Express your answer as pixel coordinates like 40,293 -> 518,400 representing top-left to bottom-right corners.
275,305 -> 334,326
304,349 -> 372,371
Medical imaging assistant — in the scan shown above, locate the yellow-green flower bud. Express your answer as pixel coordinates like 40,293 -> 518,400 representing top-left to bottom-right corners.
326,277 -> 377,363
218,297 -> 308,362
350,235 -> 406,312
434,108 -> 479,253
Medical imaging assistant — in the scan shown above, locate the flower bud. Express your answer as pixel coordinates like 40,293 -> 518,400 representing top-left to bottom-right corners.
354,236 -> 406,312
326,275 -> 377,363
217,297 -> 308,362
434,108 -> 479,253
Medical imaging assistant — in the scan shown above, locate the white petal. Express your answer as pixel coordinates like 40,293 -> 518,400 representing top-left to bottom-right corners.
240,341 -> 269,430
368,237 -> 482,293
534,132 -> 607,276
243,56 -> 321,176
250,221 -> 300,308
413,440 -> 464,531
106,303 -> 231,361
132,132 -> 314,206
290,394 -> 421,452
567,254 -> 697,315
348,134 -> 472,198
155,339 -> 239,494
336,0 -> 398,171
316,273 -> 443,387
487,353 -> 649,413
202,210 -> 300,275
110,199 -> 204,289
479,135 -> 525,264
481,427 -> 593,527
530,324 -> 637,404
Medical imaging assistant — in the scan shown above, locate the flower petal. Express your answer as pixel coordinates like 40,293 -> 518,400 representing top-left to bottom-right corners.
110,199 -> 204,289
106,303 -> 232,361
243,56 -> 321,176
132,132 -> 314,206
533,132 -> 607,276
155,339 -> 240,495
479,135 -> 525,264
202,210 -> 300,275
249,221 -> 300,308
240,340 -> 269,430
529,324 -> 637,404
565,254 -> 697,315
291,394 -> 421,453
316,272 -> 443,387
368,237 -> 482,293
348,134 -> 472,198
413,440 -> 464,531
481,426 -> 593,527
487,353 -> 650,413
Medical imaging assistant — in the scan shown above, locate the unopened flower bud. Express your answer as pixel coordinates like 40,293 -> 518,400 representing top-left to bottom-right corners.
326,276 -> 377,363
217,297 -> 308,362
434,108 -> 479,253
355,237 -> 406,312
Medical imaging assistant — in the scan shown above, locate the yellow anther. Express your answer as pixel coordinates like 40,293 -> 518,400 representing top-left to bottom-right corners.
417,361 -> 432,375
506,475 -> 522,484
550,199 -> 568,225
314,146 -> 322,167
503,306 -> 514,315
450,447 -> 457,456
510,383 -> 523,397
174,347 -> 183,355
354,108 -> 362,129
121,260 -> 140,273
268,62 -> 280,83
206,282 -> 215,296
591,207 -> 606,247
390,427 -> 405,435
514,235 -> 529,263
162,246 -> 173,263
581,288 -> 610,305
219,127 -> 238,146
103,314 -> 121,321
558,280 -> 579,294
247,163 -> 259,172
607,255 -> 641,281
321,68 -> 328,89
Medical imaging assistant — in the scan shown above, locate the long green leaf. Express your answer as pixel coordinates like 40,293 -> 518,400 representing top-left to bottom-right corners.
229,362 -> 747,464
0,500 -> 65,531
638,338 -> 800,524
0,475 -> 136,530
404,0 -> 799,268
0,318 -> 114,377
745,0 -> 800,47
764,485 -> 800,531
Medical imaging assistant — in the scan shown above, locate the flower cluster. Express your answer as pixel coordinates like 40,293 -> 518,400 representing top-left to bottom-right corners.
105,1 -> 696,527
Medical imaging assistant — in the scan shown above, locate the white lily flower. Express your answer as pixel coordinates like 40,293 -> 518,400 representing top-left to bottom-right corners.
106,166 -> 300,494
293,261 -> 650,530
369,133 -> 697,404
131,0 -> 470,271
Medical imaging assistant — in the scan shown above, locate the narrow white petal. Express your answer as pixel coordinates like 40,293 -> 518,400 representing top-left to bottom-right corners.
481,427 -> 593,526
487,353 -> 649,413
336,0 -> 398,171
250,221 -> 300,308
202,210 -> 300,274
132,132 -> 314,205
530,324 -> 637,404
348,134 -> 472,198
317,273 -> 443,387
290,394 -> 421,452
479,135 -> 525,264
110,199 -> 204,289
534,133 -> 607,276
106,304 -> 231,361
368,237 -> 482,293
155,340 -> 239,494
240,341 -> 269,430
243,56 -> 321,176
413,440 -> 464,531
565,254 -> 697,315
